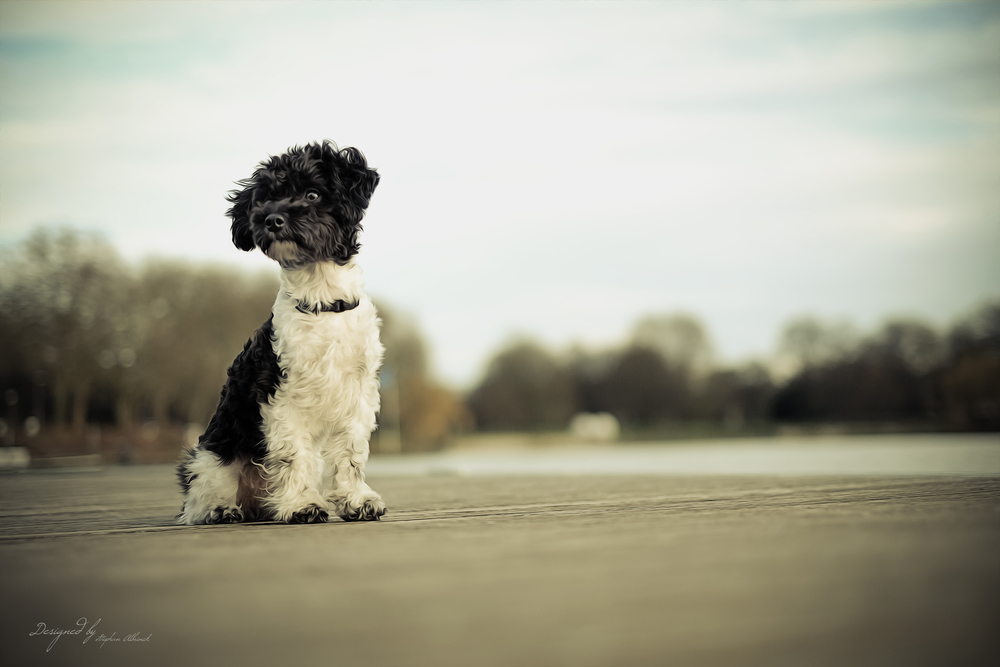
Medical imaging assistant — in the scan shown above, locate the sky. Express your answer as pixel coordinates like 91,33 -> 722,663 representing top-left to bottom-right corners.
1,0 -> 998,387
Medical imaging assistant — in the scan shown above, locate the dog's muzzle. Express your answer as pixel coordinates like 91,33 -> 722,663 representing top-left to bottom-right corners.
265,213 -> 287,232
265,240 -> 302,266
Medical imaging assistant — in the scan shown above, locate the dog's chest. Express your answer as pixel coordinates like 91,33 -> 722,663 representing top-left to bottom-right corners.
272,305 -> 381,406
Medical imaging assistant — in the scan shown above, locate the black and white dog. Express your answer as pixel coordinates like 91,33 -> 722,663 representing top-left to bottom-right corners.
177,141 -> 385,525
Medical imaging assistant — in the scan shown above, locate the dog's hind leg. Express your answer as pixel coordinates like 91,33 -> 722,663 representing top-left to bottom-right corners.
176,446 -> 244,525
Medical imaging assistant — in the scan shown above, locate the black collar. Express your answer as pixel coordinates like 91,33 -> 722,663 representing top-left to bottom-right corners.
292,297 -> 360,315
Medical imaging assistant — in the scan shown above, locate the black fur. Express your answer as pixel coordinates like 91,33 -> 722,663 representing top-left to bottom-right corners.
288,504 -> 329,524
201,315 -> 283,464
207,506 -> 244,524
176,316 -> 283,498
175,447 -> 197,495
341,500 -> 386,522
227,141 -> 379,267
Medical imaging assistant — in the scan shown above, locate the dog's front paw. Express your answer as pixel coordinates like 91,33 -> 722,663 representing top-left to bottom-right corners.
287,504 -> 329,524
336,494 -> 386,522
206,506 -> 244,524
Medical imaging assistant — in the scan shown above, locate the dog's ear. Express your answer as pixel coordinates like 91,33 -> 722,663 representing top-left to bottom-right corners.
320,143 -> 379,222
338,146 -> 380,212
226,179 -> 256,251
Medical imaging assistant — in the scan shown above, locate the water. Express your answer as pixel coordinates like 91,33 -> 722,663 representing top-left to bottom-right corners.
368,433 -> 1000,477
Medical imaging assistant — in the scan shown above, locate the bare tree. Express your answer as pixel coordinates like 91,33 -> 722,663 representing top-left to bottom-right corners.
0,229 -> 125,434
777,316 -> 859,372
467,340 -> 576,430
374,302 -> 471,450
631,313 -> 714,380
942,301 -> 1000,429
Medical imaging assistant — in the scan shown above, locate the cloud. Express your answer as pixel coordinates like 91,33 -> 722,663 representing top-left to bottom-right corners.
1,1 -> 998,385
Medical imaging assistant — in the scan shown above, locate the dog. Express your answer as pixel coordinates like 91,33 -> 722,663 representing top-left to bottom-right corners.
176,141 -> 385,525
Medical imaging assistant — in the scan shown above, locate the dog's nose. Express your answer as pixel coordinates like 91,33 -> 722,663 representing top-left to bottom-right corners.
265,213 -> 287,231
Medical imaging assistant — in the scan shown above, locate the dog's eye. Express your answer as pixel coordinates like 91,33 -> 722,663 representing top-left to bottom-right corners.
305,191 -> 320,202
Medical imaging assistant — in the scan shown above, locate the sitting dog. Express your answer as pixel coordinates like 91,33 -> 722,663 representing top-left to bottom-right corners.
177,141 -> 385,525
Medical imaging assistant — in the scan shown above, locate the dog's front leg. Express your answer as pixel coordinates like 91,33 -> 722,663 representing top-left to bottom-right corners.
261,418 -> 329,523
325,431 -> 386,521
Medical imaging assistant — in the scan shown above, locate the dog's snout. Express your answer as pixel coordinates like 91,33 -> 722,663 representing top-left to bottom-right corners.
265,213 -> 287,231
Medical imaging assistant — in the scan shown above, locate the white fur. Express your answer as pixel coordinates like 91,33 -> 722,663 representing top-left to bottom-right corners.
180,447 -> 242,523
262,260 -> 385,521
178,259 -> 384,524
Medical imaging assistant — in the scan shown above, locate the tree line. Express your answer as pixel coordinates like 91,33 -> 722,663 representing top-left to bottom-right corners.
771,310 -> 999,429
466,309 -> 1000,435
1,228 -> 997,461
0,228 -> 469,459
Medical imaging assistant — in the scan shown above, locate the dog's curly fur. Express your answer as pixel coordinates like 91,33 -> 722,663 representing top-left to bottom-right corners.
176,141 -> 385,525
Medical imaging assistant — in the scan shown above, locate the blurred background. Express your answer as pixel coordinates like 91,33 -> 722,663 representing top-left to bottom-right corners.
1,1 -> 998,463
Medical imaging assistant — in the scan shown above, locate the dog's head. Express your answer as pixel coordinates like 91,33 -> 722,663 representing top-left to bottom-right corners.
227,141 -> 379,268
